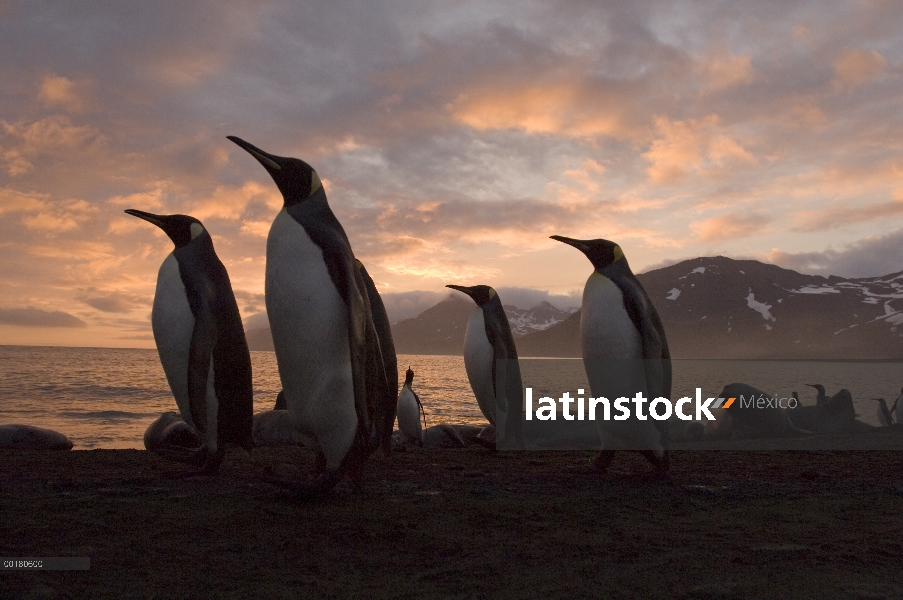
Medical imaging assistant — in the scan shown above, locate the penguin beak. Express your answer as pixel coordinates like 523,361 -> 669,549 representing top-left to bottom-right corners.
446,284 -> 475,298
227,136 -> 285,174
124,209 -> 166,229
804,384 -> 817,389
550,235 -> 590,252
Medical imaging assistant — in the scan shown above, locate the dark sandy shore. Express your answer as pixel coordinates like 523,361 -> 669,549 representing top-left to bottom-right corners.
3,428 -> 903,600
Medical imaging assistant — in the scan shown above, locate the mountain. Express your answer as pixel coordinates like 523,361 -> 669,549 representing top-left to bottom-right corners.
517,256 -> 903,359
244,257 -> 903,358
245,327 -> 275,352
503,301 -> 578,337
389,295 -> 474,355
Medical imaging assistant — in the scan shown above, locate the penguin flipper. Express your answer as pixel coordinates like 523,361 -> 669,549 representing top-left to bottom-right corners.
187,314 -> 217,435
612,272 -> 671,448
483,301 -> 524,448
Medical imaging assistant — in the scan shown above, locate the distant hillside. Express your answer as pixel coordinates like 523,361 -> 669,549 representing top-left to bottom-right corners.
518,256 -> 903,358
244,257 -> 903,359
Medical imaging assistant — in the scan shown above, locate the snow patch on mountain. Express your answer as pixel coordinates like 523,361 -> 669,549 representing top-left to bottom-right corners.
666,288 -> 681,300
746,293 -> 776,322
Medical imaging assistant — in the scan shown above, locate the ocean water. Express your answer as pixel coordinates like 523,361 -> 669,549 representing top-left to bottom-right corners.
0,345 -> 900,449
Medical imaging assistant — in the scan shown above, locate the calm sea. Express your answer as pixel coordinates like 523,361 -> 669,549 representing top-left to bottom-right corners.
0,345 -> 900,449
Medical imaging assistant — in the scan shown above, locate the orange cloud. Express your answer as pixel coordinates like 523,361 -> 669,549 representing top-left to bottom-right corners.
38,75 -> 92,112
22,199 -> 97,232
690,212 -> 771,242
832,47 -> 887,90
381,258 -> 500,282
0,188 -> 48,215
644,115 -> 756,184
700,51 -> 756,90
792,199 -> 903,231
449,82 -> 628,139
188,181 -> 281,221
1,115 -> 101,175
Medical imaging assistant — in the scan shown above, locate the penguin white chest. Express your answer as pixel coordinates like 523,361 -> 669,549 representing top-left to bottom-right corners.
580,272 -> 642,360
463,307 -> 496,424
264,209 -> 356,456
151,254 -> 195,420
396,385 -> 422,442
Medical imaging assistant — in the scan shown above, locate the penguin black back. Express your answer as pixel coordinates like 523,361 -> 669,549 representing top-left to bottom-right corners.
126,209 -> 254,457
551,236 -> 671,402
357,259 -> 399,455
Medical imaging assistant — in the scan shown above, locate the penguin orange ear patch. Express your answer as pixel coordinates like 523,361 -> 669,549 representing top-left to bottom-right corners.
310,172 -> 322,195
190,223 -> 205,239
613,245 -> 624,262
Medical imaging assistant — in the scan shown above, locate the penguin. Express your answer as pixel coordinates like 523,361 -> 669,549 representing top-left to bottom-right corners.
806,383 -> 829,405
445,284 -> 524,450
869,398 -> 894,427
227,136 -> 394,496
791,391 -> 800,404
125,209 -> 253,473
396,367 -> 425,446
550,235 -> 671,475
893,387 -> 903,424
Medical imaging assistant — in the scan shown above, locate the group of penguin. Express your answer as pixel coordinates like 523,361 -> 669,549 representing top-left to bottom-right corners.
131,136 -> 672,497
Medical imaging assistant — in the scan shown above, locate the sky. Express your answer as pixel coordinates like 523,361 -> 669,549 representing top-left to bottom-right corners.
2,0 -> 903,348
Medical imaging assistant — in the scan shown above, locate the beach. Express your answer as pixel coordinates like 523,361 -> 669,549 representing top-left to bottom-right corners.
3,428 -> 903,599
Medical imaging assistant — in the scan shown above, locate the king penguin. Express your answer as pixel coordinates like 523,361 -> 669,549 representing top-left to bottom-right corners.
869,398 -> 894,427
550,235 -> 671,475
126,209 -> 253,473
396,367 -> 425,445
228,135 -> 395,496
806,383 -> 829,405
445,285 -> 524,450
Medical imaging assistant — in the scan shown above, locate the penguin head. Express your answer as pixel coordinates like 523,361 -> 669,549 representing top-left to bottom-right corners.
446,284 -> 496,307
805,383 -> 825,394
550,235 -> 625,271
405,366 -> 414,385
124,209 -> 206,248
227,136 -> 322,205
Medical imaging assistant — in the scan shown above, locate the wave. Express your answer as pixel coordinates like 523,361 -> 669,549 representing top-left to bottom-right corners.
58,410 -> 159,420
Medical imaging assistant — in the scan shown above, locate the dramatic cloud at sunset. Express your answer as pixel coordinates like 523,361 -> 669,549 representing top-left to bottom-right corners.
1,0 -> 902,347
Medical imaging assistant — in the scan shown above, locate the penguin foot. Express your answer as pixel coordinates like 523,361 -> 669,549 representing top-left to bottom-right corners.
592,450 -> 617,474
467,436 -> 497,451
260,468 -> 343,501
197,446 -> 225,475
640,450 -> 670,478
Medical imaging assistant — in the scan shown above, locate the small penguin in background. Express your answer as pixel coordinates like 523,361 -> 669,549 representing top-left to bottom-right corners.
791,391 -> 800,404
228,135 -> 394,497
396,367 -> 425,445
126,209 -> 253,473
869,398 -> 894,427
445,284 -> 523,450
551,235 -> 671,475
806,384 -> 829,405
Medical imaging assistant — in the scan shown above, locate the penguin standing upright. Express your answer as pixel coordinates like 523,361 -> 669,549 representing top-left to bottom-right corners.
396,367 -> 425,445
228,136 -> 394,496
806,384 -> 829,405
446,285 -> 523,450
550,236 -> 671,475
126,210 -> 253,473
